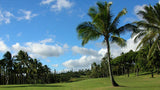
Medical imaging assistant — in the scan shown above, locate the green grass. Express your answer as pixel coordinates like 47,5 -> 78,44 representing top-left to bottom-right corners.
0,74 -> 160,90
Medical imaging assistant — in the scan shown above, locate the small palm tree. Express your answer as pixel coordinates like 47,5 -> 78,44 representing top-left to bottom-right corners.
133,3 -> 160,58
77,1 -> 132,86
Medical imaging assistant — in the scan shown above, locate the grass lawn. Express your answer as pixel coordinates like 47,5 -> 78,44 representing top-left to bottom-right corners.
0,74 -> 160,90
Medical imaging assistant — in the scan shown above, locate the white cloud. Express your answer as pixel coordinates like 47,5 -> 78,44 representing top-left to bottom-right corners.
51,0 -> 73,11
40,0 -> 55,5
4,11 -> 14,17
12,38 -> 68,58
63,55 -> 101,70
52,64 -> 58,67
17,9 -> 38,20
134,4 -> 146,20
63,44 -> 69,48
0,10 -> 14,24
72,46 -> 99,56
63,46 -> 106,70
124,17 -> 137,23
12,43 -> 28,51
40,38 -> 54,44
40,0 -> 73,11
0,9 -> 38,24
0,39 -> 9,52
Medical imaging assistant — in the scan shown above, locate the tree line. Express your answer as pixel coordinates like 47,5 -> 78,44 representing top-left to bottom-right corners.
0,50 -> 90,85
0,50 -> 51,85
90,45 -> 160,78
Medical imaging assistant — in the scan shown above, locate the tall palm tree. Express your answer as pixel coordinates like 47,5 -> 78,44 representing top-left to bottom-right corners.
15,50 -> 30,84
77,1 -> 132,86
133,3 -> 160,58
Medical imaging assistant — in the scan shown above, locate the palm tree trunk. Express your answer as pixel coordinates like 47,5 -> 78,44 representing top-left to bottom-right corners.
106,39 -> 119,87
151,70 -> 154,78
127,68 -> 129,77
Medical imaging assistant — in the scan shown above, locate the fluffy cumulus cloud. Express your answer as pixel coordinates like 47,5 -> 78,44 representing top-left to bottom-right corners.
51,0 -> 73,11
12,38 -> 68,58
0,39 -> 9,52
63,36 -> 140,70
63,46 -> 106,70
40,0 -> 73,11
17,9 -> 38,20
0,10 -> 14,24
72,46 -> 99,56
107,36 -> 140,57
63,56 -> 101,70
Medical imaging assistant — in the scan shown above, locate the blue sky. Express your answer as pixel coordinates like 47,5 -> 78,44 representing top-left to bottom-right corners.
0,0 -> 158,72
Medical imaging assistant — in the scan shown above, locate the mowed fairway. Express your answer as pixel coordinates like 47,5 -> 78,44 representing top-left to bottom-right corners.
0,74 -> 160,90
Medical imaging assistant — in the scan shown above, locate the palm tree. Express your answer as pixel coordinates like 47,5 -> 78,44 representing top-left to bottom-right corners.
76,1 -> 132,86
3,51 -> 13,84
133,3 -> 160,58
15,50 -> 30,84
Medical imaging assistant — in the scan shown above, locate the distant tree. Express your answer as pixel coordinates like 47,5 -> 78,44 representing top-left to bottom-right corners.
90,62 -> 100,78
101,56 -> 109,77
2,51 -> 12,85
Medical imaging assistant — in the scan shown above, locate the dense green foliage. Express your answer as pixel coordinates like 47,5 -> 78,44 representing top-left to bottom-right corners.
0,50 -> 90,85
0,50 -> 51,85
90,46 -> 160,78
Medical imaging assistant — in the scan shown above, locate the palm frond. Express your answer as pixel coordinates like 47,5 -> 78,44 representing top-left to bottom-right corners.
135,21 -> 160,31
110,8 -> 127,33
118,24 -> 138,36
133,31 -> 146,43
110,35 -> 126,47
88,7 -> 98,20
77,22 -> 102,46
147,36 -> 159,58
136,32 -> 156,50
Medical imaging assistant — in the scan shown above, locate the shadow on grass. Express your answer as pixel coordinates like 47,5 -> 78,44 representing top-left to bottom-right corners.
0,84 -> 63,88
118,85 -> 127,87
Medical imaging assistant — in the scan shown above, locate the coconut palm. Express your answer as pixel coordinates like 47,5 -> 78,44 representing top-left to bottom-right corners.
76,1 -> 133,86
133,3 -> 160,58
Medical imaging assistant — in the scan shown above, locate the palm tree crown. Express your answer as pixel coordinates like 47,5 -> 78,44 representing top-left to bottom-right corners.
77,1 -> 127,47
